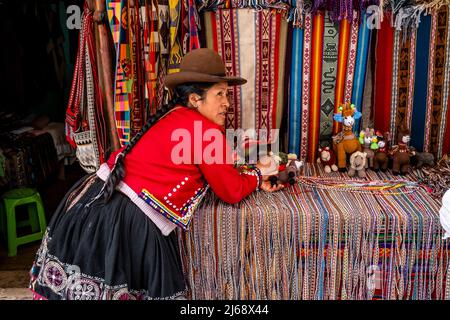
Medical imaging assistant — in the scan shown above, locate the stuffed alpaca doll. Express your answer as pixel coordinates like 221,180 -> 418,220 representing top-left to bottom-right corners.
332,103 -> 362,171
373,131 -> 390,172
269,153 -> 303,187
389,127 -> 415,175
348,151 -> 367,178
359,128 -> 378,169
317,147 -> 338,173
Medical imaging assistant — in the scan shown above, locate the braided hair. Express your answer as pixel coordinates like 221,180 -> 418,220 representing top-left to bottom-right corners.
98,82 -> 214,203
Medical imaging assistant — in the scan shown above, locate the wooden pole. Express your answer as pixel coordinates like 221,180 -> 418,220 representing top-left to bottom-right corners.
92,0 -> 121,154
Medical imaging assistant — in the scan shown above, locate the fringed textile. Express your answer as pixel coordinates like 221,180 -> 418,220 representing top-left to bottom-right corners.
418,154 -> 450,199
179,163 -> 450,300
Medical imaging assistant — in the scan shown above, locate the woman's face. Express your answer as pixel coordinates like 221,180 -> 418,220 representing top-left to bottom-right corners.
191,82 -> 230,127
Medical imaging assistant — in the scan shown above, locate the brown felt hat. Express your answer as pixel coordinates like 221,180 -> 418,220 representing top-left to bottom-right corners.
163,48 -> 247,89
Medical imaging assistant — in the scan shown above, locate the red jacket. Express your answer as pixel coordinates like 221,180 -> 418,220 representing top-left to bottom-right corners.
106,106 -> 258,229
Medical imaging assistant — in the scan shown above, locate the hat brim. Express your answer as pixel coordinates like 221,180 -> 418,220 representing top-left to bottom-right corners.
163,71 -> 247,90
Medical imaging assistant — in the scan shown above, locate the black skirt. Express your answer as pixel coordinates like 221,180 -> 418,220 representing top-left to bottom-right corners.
29,174 -> 186,300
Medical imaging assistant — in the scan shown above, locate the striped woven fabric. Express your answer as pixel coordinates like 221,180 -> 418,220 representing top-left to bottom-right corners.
289,11 -> 372,161
373,6 -> 450,155
351,12 -> 370,132
373,14 -> 394,137
203,9 -> 288,133
318,12 -> 339,148
425,7 -> 449,157
179,164 -> 450,300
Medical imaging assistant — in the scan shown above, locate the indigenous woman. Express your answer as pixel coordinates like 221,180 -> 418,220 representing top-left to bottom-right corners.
29,48 -> 283,300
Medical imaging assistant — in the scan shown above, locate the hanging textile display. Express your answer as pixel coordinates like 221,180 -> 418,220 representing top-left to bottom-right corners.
106,0 -> 200,147
108,0 -> 132,146
203,8 -> 288,133
425,6 -> 449,156
168,0 -> 183,73
129,0 -> 145,137
443,98 -> 450,155
288,27 -> 303,155
439,6 -> 450,158
388,28 -> 400,146
333,16 -> 351,135
343,13 -> 359,106
318,12 -> 339,148
65,3 -> 108,172
308,11 -> 324,162
289,10 -> 369,161
300,13 -> 313,161
373,14 -> 394,138
410,14 -> 431,152
389,28 -> 416,146
287,10 -> 313,160
352,12 -> 370,132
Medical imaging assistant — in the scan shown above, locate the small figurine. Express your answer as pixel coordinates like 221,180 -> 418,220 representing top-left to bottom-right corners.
317,147 -> 338,173
268,153 -> 303,187
332,103 -> 362,172
359,128 -> 378,169
373,131 -> 390,172
389,127 -> 415,175
410,149 -> 435,168
348,151 -> 367,178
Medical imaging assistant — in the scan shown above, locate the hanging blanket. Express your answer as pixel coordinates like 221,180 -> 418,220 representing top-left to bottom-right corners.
425,7 -> 449,157
203,9 -> 288,133
318,12 -> 339,147
352,12 -> 370,132
373,13 -> 394,137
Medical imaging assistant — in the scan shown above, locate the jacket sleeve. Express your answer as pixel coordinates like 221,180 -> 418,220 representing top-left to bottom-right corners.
197,135 -> 259,204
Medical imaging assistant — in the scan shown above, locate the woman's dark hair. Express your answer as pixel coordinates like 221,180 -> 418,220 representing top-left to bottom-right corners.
96,82 -> 214,204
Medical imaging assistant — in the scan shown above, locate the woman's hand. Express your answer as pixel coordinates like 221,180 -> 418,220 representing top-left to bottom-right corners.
260,180 -> 285,192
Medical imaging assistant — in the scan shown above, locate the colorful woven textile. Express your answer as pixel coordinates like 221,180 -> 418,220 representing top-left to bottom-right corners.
318,12 -> 339,147
289,11 -> 372,161
203,9 -> 288,132
373,14 -> 394,137
351,12 -> 370,132
109,0 -> 131,146
410,14 -> 431,152
308,12 -> 324,162
179,163 -> 450,300
425,7 -> 449,156
333,17 -> 350,135
288,27 -> 304,155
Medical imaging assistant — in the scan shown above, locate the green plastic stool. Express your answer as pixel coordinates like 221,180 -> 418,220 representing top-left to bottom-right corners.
1,188 -> 47,257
